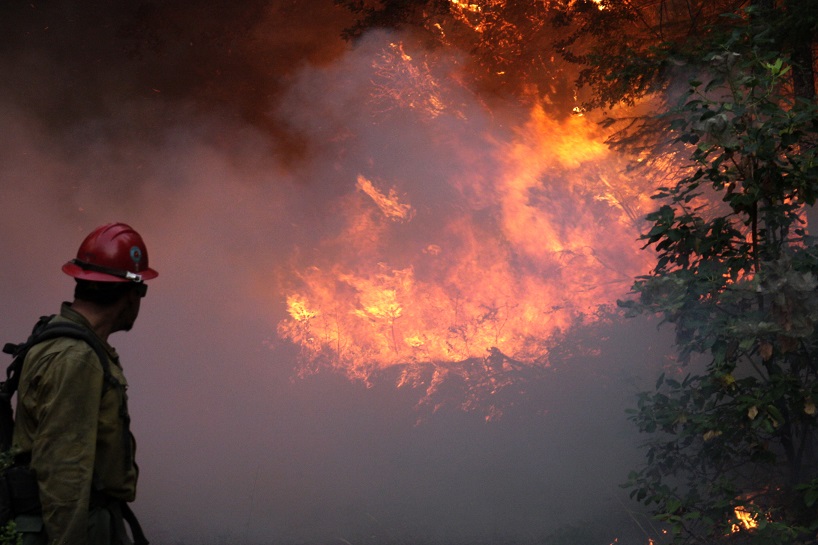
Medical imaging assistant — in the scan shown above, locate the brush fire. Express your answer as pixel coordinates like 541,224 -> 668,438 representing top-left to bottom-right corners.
275,38 -> 656,414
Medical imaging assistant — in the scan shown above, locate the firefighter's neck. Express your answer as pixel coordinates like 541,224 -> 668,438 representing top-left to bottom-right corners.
71,296 -> 133,341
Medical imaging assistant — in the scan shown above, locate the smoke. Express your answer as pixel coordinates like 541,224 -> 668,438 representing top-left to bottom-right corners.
0,2 -> 674,544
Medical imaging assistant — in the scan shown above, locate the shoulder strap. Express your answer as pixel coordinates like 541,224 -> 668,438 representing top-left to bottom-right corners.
0,317 -> 124,455
2,316 -> 117,395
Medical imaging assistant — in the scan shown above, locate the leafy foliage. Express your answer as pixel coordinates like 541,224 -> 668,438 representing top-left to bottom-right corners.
618,4 -> 818,543
335,0 -> 613,113
0,522 -> 19,545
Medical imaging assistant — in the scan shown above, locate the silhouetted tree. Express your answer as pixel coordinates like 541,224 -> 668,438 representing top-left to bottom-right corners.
614,2 -> 818,542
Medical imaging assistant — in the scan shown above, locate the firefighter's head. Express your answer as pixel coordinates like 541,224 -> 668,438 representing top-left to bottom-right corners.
63,223 -> 158,331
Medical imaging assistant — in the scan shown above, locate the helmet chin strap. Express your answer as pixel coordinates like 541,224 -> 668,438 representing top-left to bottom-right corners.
69,259 -> 144,283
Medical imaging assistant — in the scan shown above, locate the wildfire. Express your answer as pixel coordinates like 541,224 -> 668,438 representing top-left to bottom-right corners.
276,40 -> 655,411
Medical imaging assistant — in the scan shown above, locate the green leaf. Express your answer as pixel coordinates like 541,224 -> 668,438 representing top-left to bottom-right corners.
656,372 -> 666,389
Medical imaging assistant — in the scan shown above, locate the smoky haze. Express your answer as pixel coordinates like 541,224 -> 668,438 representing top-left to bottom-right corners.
0,2 -> 674,544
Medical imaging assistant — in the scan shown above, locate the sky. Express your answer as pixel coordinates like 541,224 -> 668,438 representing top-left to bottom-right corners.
0,2 -> 677,544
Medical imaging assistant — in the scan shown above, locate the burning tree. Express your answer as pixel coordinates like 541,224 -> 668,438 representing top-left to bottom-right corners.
336,0 -> 781,114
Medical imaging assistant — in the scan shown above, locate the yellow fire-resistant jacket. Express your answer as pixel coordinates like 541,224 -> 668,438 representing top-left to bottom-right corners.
12,303 -> 138,545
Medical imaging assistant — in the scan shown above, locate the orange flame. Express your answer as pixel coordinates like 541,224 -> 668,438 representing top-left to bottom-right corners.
356,175 -> 414,222
731,505 -> 761,533
276,41 -> 655,406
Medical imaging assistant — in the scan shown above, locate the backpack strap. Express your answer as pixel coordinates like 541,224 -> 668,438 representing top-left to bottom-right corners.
2,316 -> 118,396
0,316 -> 124,452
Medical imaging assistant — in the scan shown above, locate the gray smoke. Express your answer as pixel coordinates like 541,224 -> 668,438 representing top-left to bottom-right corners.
0,3 -> 674,544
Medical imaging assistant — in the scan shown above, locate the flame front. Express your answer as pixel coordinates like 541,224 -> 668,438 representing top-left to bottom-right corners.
276,40 -> 655,404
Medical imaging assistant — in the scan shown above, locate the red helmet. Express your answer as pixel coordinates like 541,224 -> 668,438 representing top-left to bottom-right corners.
62,223 -> 158,283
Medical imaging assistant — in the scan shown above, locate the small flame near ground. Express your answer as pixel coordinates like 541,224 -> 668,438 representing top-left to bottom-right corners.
731,505 -> 760,533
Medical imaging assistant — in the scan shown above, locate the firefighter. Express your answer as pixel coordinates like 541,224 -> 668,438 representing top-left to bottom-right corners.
12,223 -> 156,545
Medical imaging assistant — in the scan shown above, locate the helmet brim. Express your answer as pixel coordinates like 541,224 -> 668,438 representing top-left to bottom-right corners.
62,261 -> 159,282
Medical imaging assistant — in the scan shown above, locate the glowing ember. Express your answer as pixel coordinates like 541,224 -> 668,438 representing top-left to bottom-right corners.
370,42 -> 449,118
449,0 -> 482,14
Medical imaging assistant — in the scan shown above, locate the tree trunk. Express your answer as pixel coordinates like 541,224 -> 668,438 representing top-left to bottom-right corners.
786,0 -> 816,100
